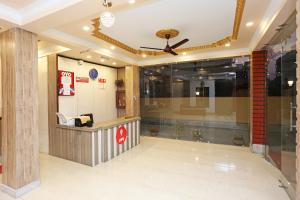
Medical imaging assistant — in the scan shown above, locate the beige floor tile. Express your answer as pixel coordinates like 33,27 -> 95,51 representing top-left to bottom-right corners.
0,136 -> 291,200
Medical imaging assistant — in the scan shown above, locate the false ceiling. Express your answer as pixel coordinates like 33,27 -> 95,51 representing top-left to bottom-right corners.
0,0 -> 292,66
0,0 -> 37,9
100,0 -> 236,49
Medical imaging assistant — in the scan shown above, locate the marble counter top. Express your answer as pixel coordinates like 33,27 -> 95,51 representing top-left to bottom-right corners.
56,116 -> 141,132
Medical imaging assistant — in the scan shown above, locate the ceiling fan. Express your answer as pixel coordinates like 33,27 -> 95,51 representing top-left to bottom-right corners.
140,29 -> 189,56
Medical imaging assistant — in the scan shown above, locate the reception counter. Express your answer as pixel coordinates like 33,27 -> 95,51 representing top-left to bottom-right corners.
52,117 -> 141,166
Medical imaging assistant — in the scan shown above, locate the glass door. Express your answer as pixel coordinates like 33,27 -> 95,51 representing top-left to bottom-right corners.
280,27 -> 296,194
266,12 -> 296,199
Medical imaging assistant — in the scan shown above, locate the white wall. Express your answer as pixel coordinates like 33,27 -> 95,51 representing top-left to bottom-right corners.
38,56 -> 49,153
58,57 -> 118,122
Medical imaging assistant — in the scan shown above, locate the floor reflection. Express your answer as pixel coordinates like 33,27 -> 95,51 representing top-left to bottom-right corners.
141,121 -> 249,146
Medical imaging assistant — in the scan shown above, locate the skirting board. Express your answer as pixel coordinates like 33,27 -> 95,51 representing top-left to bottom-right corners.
1,180 -> 40,198
251,144 -> 265,154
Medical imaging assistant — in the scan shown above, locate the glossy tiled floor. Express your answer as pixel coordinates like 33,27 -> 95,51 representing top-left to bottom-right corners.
0,137 -> 290,200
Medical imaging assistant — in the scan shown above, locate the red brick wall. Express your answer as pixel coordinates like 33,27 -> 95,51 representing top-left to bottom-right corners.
251,50 -> 267,145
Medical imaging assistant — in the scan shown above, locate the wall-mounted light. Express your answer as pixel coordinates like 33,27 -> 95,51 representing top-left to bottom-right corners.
288,80 -> 294,87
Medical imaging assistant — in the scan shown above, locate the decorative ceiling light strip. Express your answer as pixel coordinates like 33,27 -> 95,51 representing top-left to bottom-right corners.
91,0 -> 245,56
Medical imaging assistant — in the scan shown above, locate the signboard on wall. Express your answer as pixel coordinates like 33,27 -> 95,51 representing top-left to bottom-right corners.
58,70 -> 75,96
98,78 -> 107,89
76,77 -> 89,83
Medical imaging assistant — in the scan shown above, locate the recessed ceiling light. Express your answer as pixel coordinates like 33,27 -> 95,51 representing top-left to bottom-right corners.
246,21 -> 254,27
128,0 -> 135,4
110,46 -> 116,50
100,59 -> 105,62
82,26 -> 90,31
142,54 -> 147,58
86,55 -> 92,59
225,43 -> 231,47
182,52 -> 187,55
113,62 -> 117,65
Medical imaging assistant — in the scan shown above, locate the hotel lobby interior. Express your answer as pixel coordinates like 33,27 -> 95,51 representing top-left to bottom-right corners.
0,0 -> 299,199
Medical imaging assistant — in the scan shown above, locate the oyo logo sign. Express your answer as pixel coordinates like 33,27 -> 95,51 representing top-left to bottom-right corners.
116,126 -> 127,144
61,72 -> 72,77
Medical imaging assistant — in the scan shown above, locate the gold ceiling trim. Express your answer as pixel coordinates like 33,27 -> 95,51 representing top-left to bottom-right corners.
91,0 -> 245,56
232,0 -> 245,40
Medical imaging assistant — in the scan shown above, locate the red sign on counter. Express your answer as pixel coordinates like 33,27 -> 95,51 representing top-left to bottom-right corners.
116,126 -> 127,144
76,77 -> 89,83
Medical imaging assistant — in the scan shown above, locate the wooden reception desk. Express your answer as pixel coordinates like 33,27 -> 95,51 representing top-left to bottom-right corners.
52,117 -> 141,166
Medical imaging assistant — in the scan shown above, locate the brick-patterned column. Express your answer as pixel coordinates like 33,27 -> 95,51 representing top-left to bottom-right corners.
251,50 -> 267,154
296,0 -> 300,199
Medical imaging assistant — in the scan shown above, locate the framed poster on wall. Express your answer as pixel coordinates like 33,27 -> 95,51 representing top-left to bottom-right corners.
116,90 -> 126,109
58,70 -> 75,96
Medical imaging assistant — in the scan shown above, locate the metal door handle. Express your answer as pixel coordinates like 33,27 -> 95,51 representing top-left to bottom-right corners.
290,102 -> 297,132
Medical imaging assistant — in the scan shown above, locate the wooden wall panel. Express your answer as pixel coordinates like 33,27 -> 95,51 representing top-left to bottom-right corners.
125,66 -> 140,117
125,66 -> 134,117
48,54 -> 58,155
117,67 -> 126,117
0,28 -> 39,189
133,66 -> 140,117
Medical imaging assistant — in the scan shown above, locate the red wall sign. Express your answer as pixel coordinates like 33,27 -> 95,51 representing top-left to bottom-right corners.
76,77 -> 89,83
116,126 -> 127,144
98,78 -> 107,83
58,70 -> 75,96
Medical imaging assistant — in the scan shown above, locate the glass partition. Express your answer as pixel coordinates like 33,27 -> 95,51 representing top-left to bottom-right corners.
140,56 -> 250,146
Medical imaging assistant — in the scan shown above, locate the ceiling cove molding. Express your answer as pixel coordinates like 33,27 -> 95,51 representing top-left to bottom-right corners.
249,0 -> 287,50
91,0 -> 246,57
38,45 -> 71,58
42,29 -> 138,65
0,3 -> 21,24
0,0 -> 84,25
20,0 -> 84,25
138,47 -> 251,66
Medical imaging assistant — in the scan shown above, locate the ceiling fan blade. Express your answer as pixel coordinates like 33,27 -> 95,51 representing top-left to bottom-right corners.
140,46 -> 164,51
171,39 -> 189,49
169,50 -> 178,56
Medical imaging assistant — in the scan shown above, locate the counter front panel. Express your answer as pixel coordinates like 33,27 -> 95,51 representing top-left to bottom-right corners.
54,117 -> 140,166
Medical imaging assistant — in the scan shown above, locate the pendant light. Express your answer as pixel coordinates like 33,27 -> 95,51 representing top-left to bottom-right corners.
100,0 -> 115,28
